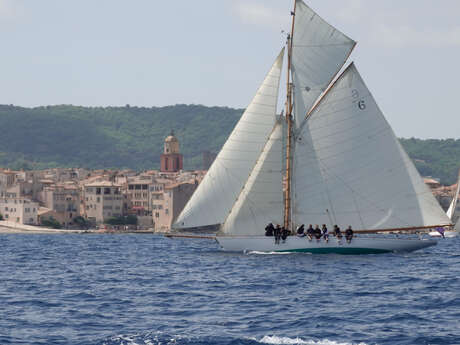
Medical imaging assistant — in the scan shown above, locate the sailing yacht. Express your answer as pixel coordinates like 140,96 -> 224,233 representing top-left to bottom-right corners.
430,171 -> 460,238
173,0 -> 451,254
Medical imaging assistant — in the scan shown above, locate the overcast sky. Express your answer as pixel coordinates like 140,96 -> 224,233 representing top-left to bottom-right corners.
1,0 -> 459,138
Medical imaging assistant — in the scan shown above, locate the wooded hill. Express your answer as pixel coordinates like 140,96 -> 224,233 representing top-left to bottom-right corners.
1,104 -> 459,185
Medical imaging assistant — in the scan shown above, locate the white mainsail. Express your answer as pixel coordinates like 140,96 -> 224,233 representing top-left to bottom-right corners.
173,49 -> 284,230
220,121 -> 284,236
293,63 -> 451,231
446,174 -> 460,220
292,0 -> 355,128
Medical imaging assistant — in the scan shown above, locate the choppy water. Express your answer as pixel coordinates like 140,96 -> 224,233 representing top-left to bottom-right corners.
1,231 -> 459,345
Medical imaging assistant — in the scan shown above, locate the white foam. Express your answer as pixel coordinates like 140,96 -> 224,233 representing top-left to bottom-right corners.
257,335 -> 368,345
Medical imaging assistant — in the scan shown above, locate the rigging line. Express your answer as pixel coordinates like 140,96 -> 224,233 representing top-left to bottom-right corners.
321,165 -> 338,226
351,189 -> 366,229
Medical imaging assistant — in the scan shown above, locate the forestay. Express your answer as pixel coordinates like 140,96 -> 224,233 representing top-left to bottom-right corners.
292,0 -> 355,128
221,122 -> 284,236
173,49 -> 284,230
293,63 -> 451,230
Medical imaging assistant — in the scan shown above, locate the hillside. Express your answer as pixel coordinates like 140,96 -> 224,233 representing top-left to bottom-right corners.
0,104 -> 459,185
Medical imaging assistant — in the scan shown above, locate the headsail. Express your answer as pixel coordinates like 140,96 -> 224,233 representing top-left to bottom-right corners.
293,63 -> 451,231
221,121 -> 284,236
292,0 -> 356,128
446,172 -> 460,220
173,49 -> 284,230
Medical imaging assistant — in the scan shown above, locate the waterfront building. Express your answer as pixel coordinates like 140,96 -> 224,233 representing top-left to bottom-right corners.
0,196 -> 38,225
38,184 -> 80,226
153,180 -> 197,232
83,181 -> 123,224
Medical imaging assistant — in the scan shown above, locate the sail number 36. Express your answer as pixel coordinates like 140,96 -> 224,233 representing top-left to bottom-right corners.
352,89 -> 366,110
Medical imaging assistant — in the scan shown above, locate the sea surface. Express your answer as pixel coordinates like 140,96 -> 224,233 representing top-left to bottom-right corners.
1,230 -> 460,345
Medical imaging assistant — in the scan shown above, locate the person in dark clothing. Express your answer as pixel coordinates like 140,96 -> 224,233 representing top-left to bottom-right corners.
314,225 -> 322,241
265,223 -> 274,237
274,224 -> 281,244
281,226 -> 290,242
296,224 -> 305,237
333,225 -> 343,240
345,226 -> 354,243
306,224 -> 314,241
322,224 -> 329,243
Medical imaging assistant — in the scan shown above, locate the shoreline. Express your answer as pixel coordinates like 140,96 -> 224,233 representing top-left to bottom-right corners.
0,221 -> 156,234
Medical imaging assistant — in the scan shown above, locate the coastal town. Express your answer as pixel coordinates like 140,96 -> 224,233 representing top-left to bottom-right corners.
0,130 -> 457,233
0,131 -> 216,232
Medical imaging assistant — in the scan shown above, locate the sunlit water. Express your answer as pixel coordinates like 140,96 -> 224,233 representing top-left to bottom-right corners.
1,230 -> 459,345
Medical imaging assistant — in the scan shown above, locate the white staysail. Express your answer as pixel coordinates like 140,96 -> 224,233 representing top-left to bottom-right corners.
221,121 -> 284,236
293,63 -> 451,231
446,174 -> 460,220
292,0 -> 355,128
174,49 -> 284,230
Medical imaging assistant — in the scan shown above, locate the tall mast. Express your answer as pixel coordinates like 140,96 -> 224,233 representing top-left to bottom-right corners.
284,0 -> 296,231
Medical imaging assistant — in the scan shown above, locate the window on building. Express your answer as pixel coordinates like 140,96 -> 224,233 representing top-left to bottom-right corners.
155,212 -> 159,218
142,193 -> 148,198
96,188 -> 101,195
97,197 -> 100,203
142,184 -> 148,190
158,205 -> 163,210
104,188 -> 111,195
135,185 -> 141,190
129,185 -> 134,190
165,209 -> 169,215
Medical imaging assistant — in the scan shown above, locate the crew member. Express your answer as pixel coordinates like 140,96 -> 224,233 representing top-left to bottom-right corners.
265,223 -> 274,237
345,226 -> 354,243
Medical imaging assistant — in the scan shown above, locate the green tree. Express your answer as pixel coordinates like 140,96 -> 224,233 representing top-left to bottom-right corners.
41,216 -> 62,229
73,216 -> 91,229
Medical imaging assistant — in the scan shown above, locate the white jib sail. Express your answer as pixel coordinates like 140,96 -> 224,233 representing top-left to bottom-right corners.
446,174 -> 460,220
173,49 -> 284,230
292,0 -> 356,128
221,121 -> 284,236
293,63 -> 451,231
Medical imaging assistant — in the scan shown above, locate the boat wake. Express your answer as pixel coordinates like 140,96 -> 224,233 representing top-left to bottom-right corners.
101,333 -> 368,345
257,336 -> 368,345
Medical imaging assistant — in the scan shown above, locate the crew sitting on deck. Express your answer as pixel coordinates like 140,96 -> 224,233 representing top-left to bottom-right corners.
345,226 -> 354,243
274,224 -> 281,244
281,226 -> 290,243
306,224 -> 314,241
333,225 -> 343,240
322,224 -> 329,243
296,224 -> 305,237
265,223 -> 274,237
314,225 -> 322,241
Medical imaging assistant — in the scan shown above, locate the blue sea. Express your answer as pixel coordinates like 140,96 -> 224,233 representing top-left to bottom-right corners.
1,231 -> 459,345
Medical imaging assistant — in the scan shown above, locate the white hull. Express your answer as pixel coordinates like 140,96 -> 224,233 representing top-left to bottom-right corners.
216,235 -> 437,254
428,231 -> 458,238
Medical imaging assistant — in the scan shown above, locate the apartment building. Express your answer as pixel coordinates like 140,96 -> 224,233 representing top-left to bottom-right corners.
0,196 -> 39,224
84,181 -> 123,224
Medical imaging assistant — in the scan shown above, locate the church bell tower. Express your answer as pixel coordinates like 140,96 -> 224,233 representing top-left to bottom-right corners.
160,130 -> 183,172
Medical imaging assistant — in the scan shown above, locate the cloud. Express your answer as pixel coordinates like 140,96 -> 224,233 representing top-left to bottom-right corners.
232,1 -> 287,31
